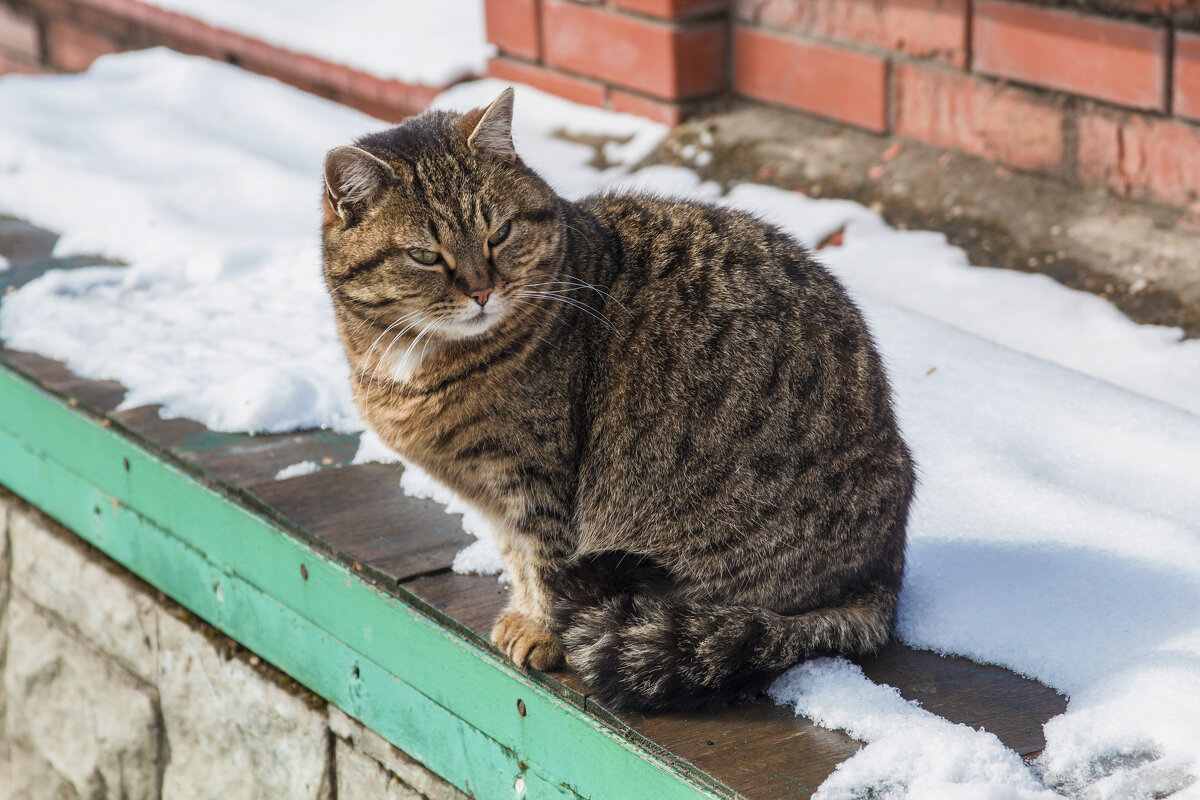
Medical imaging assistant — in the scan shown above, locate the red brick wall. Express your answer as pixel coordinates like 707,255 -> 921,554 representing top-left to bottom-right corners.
729,0 -> 1200,209
2,0 -> 1199,210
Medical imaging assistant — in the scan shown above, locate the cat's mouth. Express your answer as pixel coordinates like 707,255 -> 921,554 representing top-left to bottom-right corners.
442,299 -> 504,339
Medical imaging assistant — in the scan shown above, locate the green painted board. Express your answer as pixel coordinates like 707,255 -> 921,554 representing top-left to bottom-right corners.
0,359 -> 735,800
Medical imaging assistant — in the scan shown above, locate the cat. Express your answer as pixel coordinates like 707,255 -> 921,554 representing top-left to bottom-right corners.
320,88 -> 915,711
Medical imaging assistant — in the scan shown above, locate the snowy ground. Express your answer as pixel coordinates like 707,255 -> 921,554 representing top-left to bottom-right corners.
142,0 -> 490,86
2,51 -> 1199,800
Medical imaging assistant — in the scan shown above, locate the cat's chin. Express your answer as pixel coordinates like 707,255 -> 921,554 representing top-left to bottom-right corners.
438,305 -> 505,341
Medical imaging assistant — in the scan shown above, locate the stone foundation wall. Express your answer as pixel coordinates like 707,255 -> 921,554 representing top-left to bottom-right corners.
0,487 -> 468,800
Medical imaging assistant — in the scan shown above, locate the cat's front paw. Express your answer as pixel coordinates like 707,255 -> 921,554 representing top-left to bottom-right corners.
492,611 -> 564,671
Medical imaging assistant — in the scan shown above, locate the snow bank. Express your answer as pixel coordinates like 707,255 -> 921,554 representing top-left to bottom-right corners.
0,49 -> 379,432
141,0 -> 490,86
2,52 -> 1199,798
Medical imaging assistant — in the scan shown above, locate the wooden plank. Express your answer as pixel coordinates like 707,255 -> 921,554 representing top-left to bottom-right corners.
110,404 -> 216,451
0,347 -> 126,412
248,463 -> 473,582
858,644 -> 1064,756
404,570 -> 509,634
187,430 -> 360,488
624,705 -> 860,800
0,360 -> 737,800
0,215 -> 58,269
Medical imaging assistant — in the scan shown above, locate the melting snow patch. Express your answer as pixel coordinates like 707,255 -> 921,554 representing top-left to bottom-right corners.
398,460 -> 504,580
274,460 -> 319,480
770,659 -> 1054,800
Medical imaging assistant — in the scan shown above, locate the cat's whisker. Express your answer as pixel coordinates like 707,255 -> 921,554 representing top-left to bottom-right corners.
557,221 -> 594,249
362,310 -> 424,367
505,298 -> 574,349
387,316 -> 444,401
515,291 -> 625,338
514,275 -> 632,318
516,293 -> 624,337
554,274 -> 632,316
517,283 -> 633,319
366,314 -> 429,393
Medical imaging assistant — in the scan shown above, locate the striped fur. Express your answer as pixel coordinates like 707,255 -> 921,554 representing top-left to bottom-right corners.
320,91 -> 915,710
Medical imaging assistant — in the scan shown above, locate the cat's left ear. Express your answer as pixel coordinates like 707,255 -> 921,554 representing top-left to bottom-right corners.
323,145 -> 396,222
467,87 -> 516,162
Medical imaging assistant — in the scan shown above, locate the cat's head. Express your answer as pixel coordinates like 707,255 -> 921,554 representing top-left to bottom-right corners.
320,88 -> 562,341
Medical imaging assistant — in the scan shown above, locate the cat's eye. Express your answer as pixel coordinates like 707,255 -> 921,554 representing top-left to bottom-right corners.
488,220 -> 511,247
409,248 -> 441,266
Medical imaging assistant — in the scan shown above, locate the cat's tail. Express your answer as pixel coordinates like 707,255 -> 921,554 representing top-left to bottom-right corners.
548,551 -> 895,711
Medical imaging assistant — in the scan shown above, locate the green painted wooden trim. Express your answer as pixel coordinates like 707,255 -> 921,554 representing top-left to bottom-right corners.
0,360 -> 739,800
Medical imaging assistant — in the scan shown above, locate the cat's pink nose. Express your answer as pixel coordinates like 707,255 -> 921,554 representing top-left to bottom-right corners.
471,287 -> 492,307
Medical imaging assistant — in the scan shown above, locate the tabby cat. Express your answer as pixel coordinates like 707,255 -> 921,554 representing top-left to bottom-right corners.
320,89 -> 914,711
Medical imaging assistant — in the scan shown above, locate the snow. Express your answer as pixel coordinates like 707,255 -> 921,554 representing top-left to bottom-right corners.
274,460 -> 319,480
141,0 -> 490,87
2,51 -> 1200,799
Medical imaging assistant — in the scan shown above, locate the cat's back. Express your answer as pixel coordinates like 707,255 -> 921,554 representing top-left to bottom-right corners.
583,193 -> 862,331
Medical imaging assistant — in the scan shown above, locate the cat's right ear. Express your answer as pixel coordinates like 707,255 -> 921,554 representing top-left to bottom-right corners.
323,146 -> 397,222
466,87 -> 516,162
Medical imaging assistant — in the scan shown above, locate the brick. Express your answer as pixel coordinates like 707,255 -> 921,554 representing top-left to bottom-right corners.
974,0 -> 1167,110
0,3 -> 41,61
732,26 -> 888,132
320,59 -> 354,95
1100,0 -> 1200,12
45,19 -> 121,71
488,55 -> 608,108
377,79 -> 440,117
609,88 -> 687,125
1176,31 -> 1200,121
894,63 -> 1065,172
70,3 -> 138,39
1077,111 -> 1200,206
542,0 -> 725,99
77,0 -> 153,22
610,0 -> 728,19
484,0 -> 539,61
146,5 -> 202,49
237,36 -> 292,82
159,16 -> 226,61
0,50 -> 45,76
734,0 -> 968,67
348,67 -> 384,105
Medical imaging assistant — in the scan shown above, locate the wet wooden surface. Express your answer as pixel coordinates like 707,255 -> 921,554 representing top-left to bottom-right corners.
0,213 -> 1067,799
